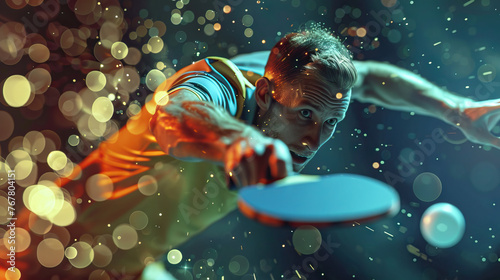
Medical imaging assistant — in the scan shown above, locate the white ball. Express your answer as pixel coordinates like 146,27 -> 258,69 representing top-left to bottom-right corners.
420,203 -> 465,248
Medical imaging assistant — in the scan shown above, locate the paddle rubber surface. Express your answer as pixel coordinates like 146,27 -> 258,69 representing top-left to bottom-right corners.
238,173 -> 400,227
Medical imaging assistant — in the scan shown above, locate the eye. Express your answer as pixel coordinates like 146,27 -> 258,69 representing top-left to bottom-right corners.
300,109 -> 312,119
326,118 -> 338,126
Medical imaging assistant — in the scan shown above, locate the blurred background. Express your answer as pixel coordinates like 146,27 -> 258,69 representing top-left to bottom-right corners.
1,0 -> 500,279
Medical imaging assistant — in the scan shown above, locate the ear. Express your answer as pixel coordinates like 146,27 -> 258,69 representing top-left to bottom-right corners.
254,77 -> 273,111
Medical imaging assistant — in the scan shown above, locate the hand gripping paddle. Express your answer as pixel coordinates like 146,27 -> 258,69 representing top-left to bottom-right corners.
237,173 -> 400,227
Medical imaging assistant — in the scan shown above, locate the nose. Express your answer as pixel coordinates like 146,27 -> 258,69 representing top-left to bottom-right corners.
301,123 -> 323,152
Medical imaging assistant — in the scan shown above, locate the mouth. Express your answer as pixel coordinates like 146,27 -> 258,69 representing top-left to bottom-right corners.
290,150 -> 309,164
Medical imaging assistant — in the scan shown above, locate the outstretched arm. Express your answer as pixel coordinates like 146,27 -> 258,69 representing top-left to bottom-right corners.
352,60 -> 500,149
150,90 -> 292,187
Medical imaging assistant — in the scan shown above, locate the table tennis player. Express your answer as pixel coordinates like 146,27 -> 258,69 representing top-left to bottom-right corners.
10,27 -> 500,279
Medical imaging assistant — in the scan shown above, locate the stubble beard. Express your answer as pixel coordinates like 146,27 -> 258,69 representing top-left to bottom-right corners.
254,106 -> 283,141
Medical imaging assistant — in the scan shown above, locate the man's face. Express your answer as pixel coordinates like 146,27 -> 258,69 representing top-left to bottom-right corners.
256,78 -> 351,172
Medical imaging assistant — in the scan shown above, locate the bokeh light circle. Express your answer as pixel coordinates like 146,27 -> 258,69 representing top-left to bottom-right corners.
68,134 -> 80,146
0,22 -> 26,65
175,31 -> 187,43
86,71 -> 107,92
58,91 -> 83,117
167,249 -> 183,265
4,267 -> 21,280
60,28 -> 87,57
205,10 -> 215,20
155,91 -> 170,107
14,160 -> 35,181
47,151 -> 67,171
126,102 -> 141,117
102,6 -> 124,25
292,225 -> 322,255
148,37 -> 164,54
242,15 -> 254,27
116,67 -> 141,93
138,175 -> 158,196
28,43 -> 50,63
145,69 -> 166,91
204,24 -> 215,36
86,174 -> 114,201
171,13 -> 182,25
413,172 -> 442,202
112,224 -> 138,250
28,212 -> 53,234
387,29 -> 402,43
37,238 -> 65,268
23,130 -> 46,156
111,41 -> 129,60
88,116 -> 109,138
27,184 -> 64,217
92,244 -> 113,268
65,246 -> 77,259
3,227 -> 30,253
228,255 -> 249,276
420,203 -> 465,248
92,97 -> 114,122
244,28 -> 253,38
152,21 -> 167,37
3,75 -> 32,107
67,241 -> 95,268
100,21 -> 122,48
129,210 -> 149,230
50,201 -> 77,227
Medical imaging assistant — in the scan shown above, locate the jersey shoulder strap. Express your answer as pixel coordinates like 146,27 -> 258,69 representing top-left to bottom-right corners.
206,56 -> 255,118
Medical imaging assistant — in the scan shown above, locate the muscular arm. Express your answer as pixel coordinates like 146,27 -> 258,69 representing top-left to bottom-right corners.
351,60 -> 500,148
150,90 -> 254,163
351,60 -> 471,125
150,90 -> 292,185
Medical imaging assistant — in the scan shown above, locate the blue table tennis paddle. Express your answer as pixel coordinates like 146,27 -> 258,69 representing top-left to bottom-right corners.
238,173 -> 400,227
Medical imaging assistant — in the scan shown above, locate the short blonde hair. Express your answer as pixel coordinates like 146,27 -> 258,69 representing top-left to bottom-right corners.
265,28 -> 357,92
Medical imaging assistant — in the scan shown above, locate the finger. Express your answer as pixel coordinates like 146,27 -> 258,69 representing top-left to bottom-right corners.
225,142 -> 244,188
269,146 -> 289,180
224,140 -> 245,173
230,149 -> 255,188
229,166 -> 243,189
268,152 -> 288,181
224,143 -> 236,173
483,135 -> 500,150
486,113 -> 500,131
472,132 -> 500,150
234,164 -> 248,188
255,145 -> 274,184
243,144 -> 258,185
264,144 -> 291,183
271,139 -> 293,174
233,152 -> 261,187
